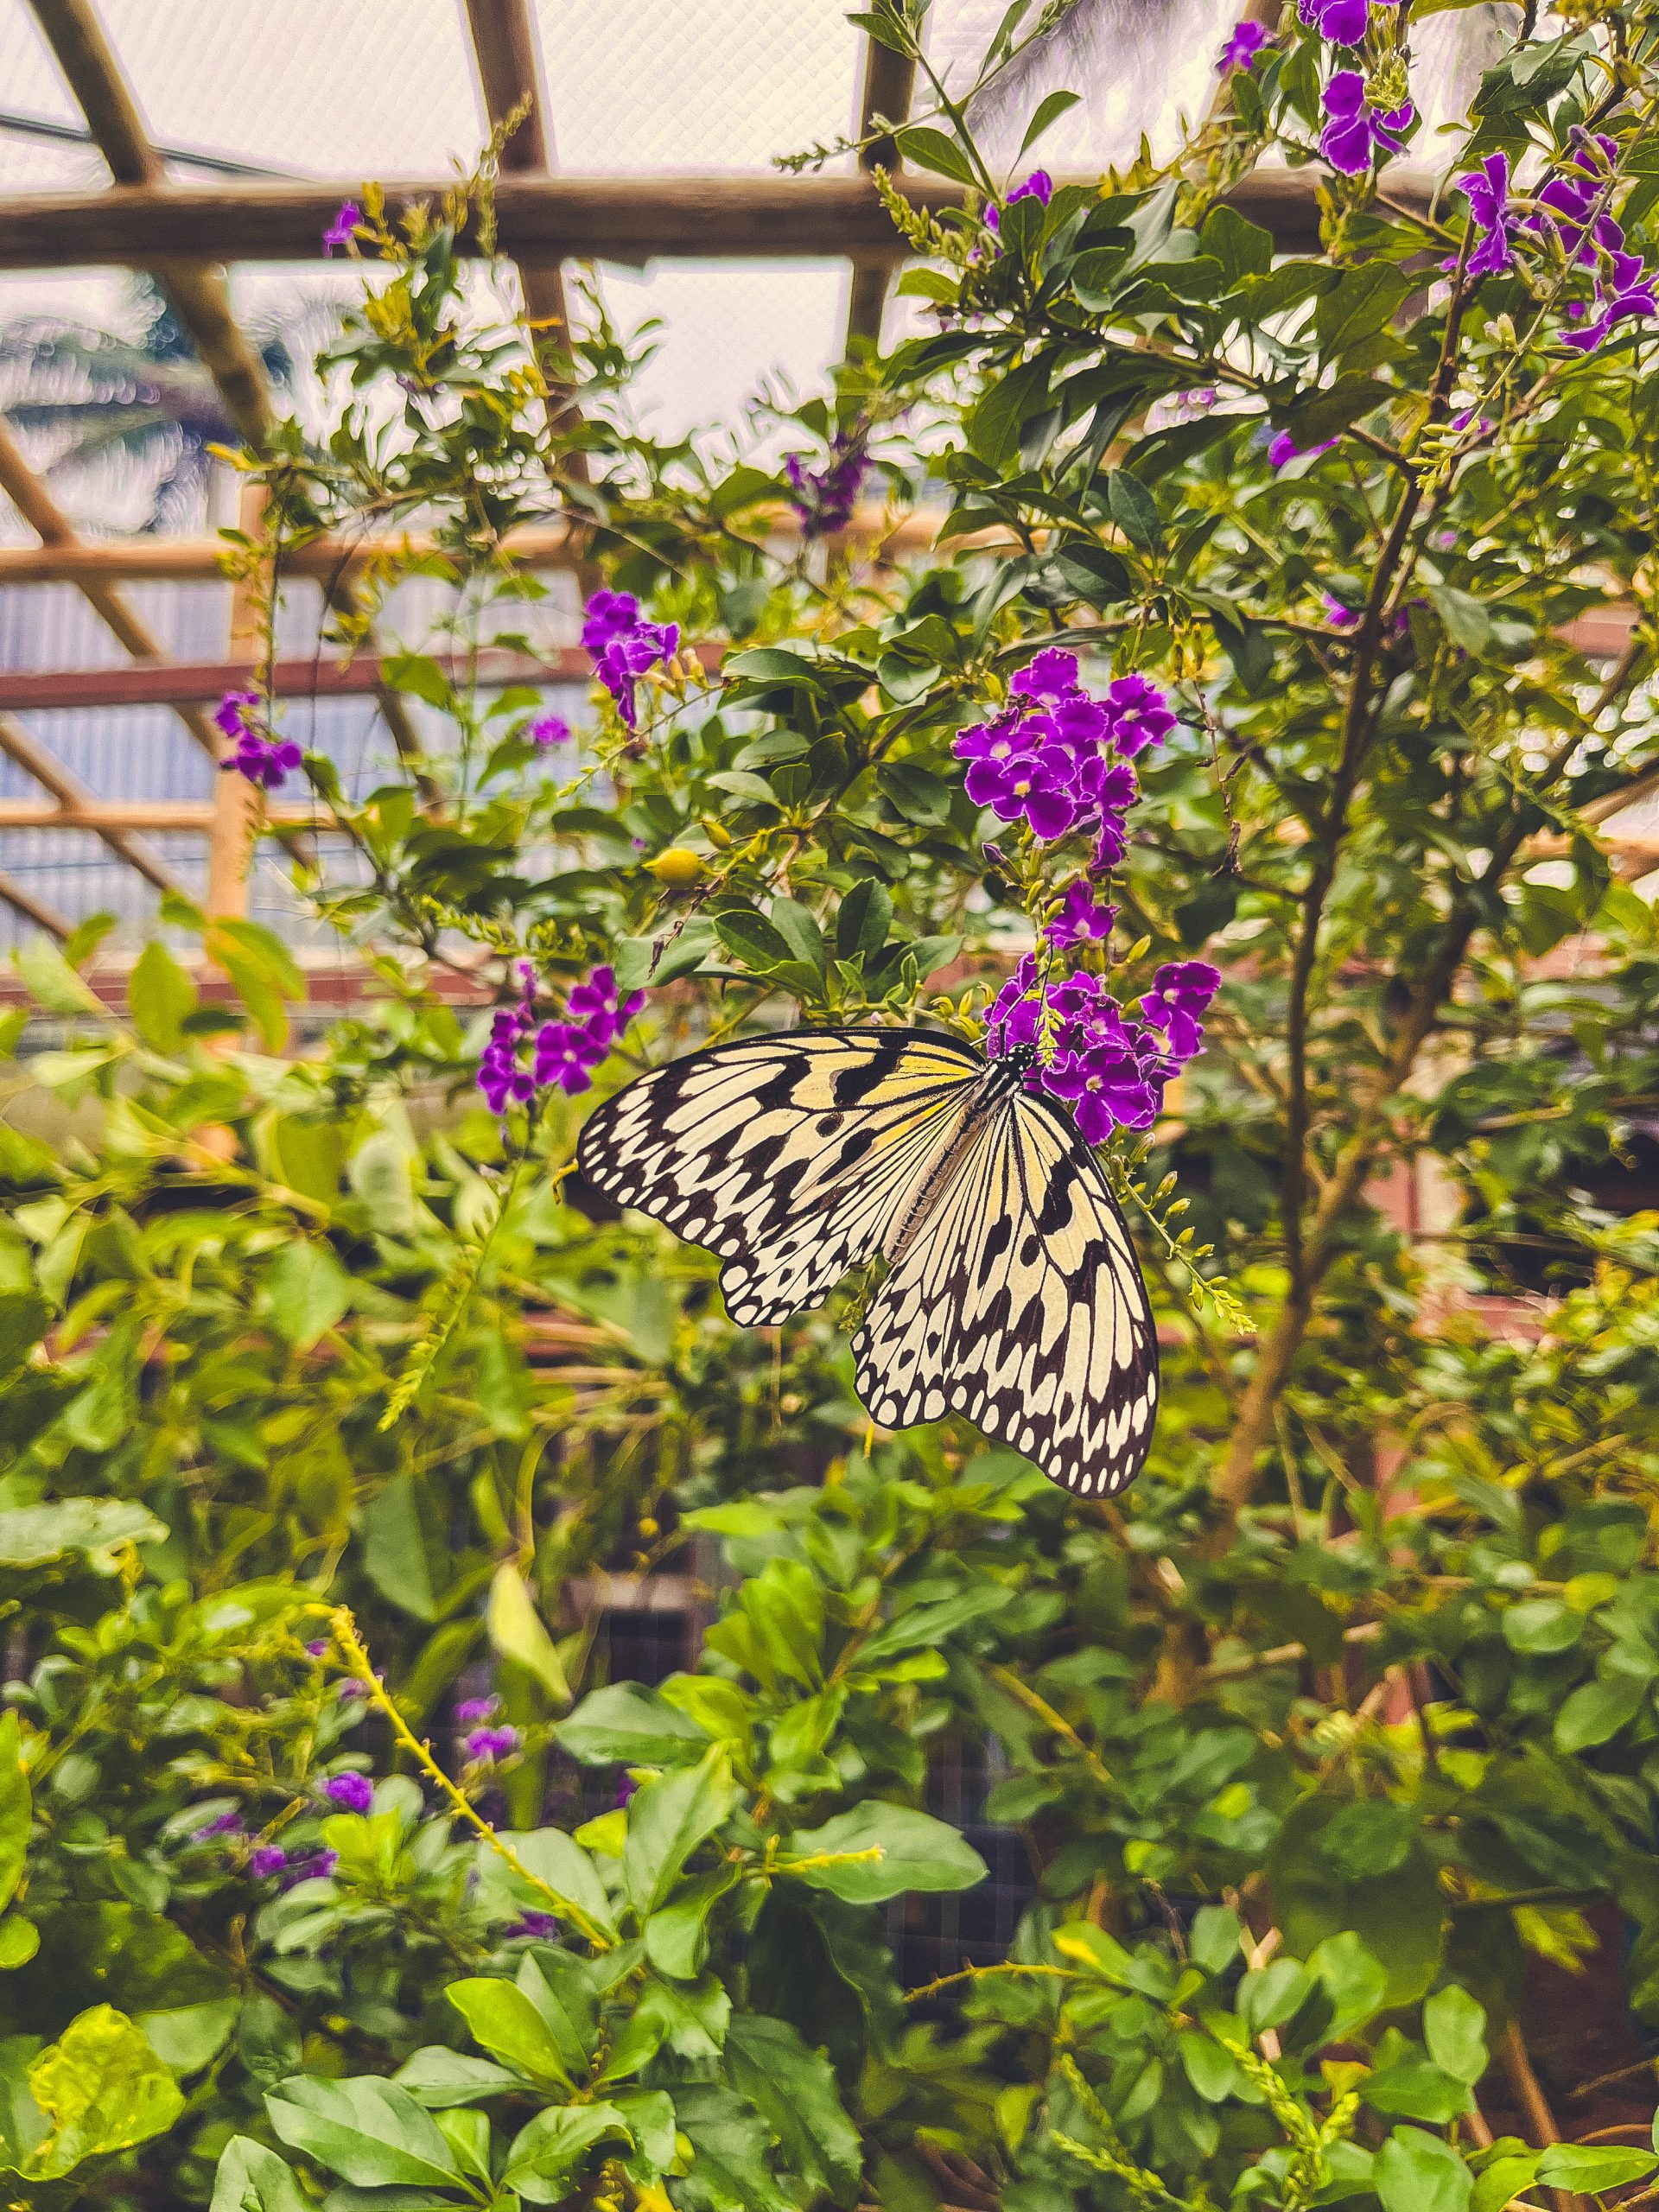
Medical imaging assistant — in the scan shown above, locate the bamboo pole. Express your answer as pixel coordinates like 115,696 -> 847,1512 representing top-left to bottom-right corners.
0,872 -> 71,939
846,35 -> 918,349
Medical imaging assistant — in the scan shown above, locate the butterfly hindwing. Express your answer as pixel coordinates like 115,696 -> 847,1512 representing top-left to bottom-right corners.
851,1087 -> 1158,1497
575,1029 -> 981,1326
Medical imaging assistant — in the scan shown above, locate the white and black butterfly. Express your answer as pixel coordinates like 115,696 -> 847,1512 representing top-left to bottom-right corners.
575,1027 -> 1159,1496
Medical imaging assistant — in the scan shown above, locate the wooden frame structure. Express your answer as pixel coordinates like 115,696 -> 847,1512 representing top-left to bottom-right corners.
0,0 -> 1643,944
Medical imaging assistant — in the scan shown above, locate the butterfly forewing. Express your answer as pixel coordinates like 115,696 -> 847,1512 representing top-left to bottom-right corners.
575,1029 -> 981,1326
851,1087 -> 1158,1496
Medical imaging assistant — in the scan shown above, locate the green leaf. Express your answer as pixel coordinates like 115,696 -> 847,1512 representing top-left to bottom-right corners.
0,1294 -> 48,1376
1019,88 -> 1080,158
261,1240 -> 352,1351
645,1867 -> 737,1980
836,878 -> 893,963
1309,1931 -> 1389,2039
447,1977 -> 575,2088
0,1499 -> 167,1573
967,359 -> 1052,471
714,906 -> 795,973
0,1716 -> 29,1916
480,1827 -> 617,1942
128,941 -> 198,1053
894,125 -> 980,185
487,1561 -> 571,1703
779,1802 -> 988,1902
505,2101 -> 633,2203
1472,2154 -> 1541,2212
726,2015 -> 861,2200
1538,2144 -> 1659,2190
1313,264 -> 1414,361
671,2081 -> 795,2212
1428,582 -> 1500,659
1179,2030 -> 1242,2102
1105,468 -> 1162,551
264,2075 -> 464,2190
558,1683 -> 712,1766
392,2046 -> 520,2108
0,1918 -> 38,1971
15,940 -> 105,1018
23,2005 -> 184,2178
360,1473 -> 442,1624
1423,1987 -> 1488,2085
209,2136 -> 314,2212
623,1747 -> 736,1916
1198,203 -> 1274,283
381,652 -> 455,709
1375,2127 -> 1472,2212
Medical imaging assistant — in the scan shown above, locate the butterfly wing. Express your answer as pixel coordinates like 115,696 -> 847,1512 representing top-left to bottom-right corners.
851,1085 -> 1159,1496
575,1028 -> 983,1327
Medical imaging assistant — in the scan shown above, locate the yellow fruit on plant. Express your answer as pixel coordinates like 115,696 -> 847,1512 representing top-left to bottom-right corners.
647,847 -> 705,887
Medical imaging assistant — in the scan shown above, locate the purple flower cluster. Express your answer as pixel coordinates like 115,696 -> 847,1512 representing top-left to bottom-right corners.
217,690 -> 301,791
784,430 -> 869,538
191,1808 -> 338,1889
985,957 -> 1221,1141
954,651 -> 1173,868
477,962 -> 643,1115
529,714 -> 572,748
463,1725 -> 520,1765
1218,18 -> 1268,70
1299,0 -> 1399,41
321,1772 -> 373,1815
1540,137 -> 1656,353
454,1694 -> 501,1723
1319,72 -> 1413,175
581,591 -> 678,732
508,1910 -> 561,1941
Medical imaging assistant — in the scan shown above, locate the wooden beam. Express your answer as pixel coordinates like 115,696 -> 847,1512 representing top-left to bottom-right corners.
846,35 -> 917,349
0,649 -> 594,714
0,714 -> 186,895
0,871 -> 71,939
0,505 -> 941,583
0,165 -> 1391,269
0,413 -> 223,760
27,0 -> 274,448
0,800 -> 322,830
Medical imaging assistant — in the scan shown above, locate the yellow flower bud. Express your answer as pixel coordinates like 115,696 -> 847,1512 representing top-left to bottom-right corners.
647,847 -> 705,887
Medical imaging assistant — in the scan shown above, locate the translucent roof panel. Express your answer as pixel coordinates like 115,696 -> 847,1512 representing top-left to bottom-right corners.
533,0 -> 864,173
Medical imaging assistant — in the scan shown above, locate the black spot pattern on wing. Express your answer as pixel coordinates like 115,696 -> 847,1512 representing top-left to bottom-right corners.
850,1088 -> 1159,1497
575,1029 -> 981,1325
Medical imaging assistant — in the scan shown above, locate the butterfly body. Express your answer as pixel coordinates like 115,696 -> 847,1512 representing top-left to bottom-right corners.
575,1027 -> 1158,1496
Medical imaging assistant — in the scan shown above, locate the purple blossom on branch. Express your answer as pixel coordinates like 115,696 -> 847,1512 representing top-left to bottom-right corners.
784,430 -> 869,538
581,590 -> 677,732
984,169 -> 1053,239
454,1695 -> 501,1724
322,1773 -> 373,1815
1319,72 -> 1414,176
193,1809 -> 245,1841
247,1845 -> 288,1878
508,1910 -> 561,1940
955,657 -> 1173,862
463,1726 -> 520,1764
1456,152 -> 1516,279
1218,18 -> 1269,70
1268,430 -> 1338,470
529,714 -> 572,747
1298,0 -> 1370,45
1046,881 -> 1119,948
322,200 -> 360,256
1140,961 -> 1222,1059
216,690 -> 302,791
983,957 -> 1217,1142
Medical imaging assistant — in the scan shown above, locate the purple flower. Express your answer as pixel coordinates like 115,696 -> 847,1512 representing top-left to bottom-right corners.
194,1809 -> 245,1841
784,429 -> 869,538
985,169 -> 1054,238
322,1773 -> 373,1815
965,749 -> 1080,842
566,964 -> 645,1045
305,1639 -> 330,1658
1319,72 -> 1413,175
247,1846 -> 288,1878
454,1695 -> 500,1724
279,1848 -> 339,1890
579,590 -> 641,654
1044,1043 -> 1165,1141
614,1772 -> 639,1809
463,1726 -> 520,1764
214,689 -> 258,741
953,707 -> 1028,771
1103,674 -> 1175,758
593,621 -> 678,732
1322,593 -> 1358,627
508,1910 -> 561,1940
1046,881 -> 1119,948
1010,647 -> 1081,701
323,201 -> 360,256
532,1020 -> 607,1096
1562,263 -> 1658,352
529,715 -> 572,747
221,730 -> 302,791
1457,152 -> 1515,279
1141,961 -> 1222,1060
1218,17 -> 1269,69
1299,0 -> 1369,42
1268,430 -> 1338,469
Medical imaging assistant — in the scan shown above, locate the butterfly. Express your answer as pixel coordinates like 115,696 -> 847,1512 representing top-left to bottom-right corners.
575,1027 -> 1159,1496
